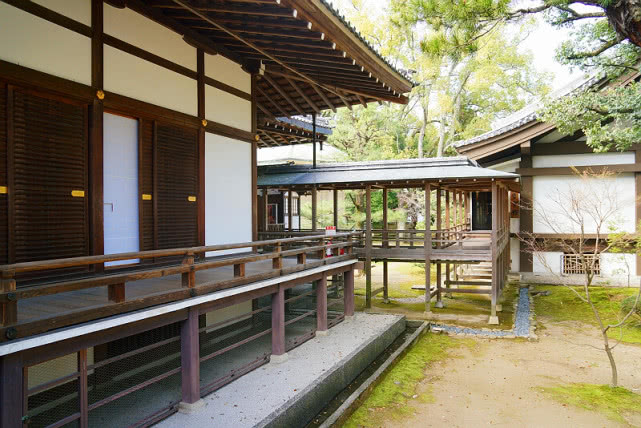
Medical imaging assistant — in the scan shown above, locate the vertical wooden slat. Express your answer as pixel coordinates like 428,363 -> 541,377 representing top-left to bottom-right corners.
251,74 -> 258,242
424,182 -> 431,312
0,84 -> 8,265
137,119 -> 145,255
287,190 -> 293,232
197,49 -> 205,251
6,86 -> 14,264
152,121 -> 159,250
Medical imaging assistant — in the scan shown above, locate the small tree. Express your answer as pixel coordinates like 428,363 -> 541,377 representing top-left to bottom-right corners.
520,169 -> 641,387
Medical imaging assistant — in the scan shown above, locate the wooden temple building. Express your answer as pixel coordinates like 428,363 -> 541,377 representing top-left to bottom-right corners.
257,158 -> 520,321
0,0 -> 415,426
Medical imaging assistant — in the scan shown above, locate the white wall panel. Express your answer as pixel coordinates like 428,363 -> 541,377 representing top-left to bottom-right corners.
104,46 -> 197,116
510,238 -> 520,272
601,252 -> 636,278
510,217 -> 520,234
205,86 -> 252,132
205,133 -> 252,256
532,152 -> 635,168
0,3 -> 91,85
104,4 -> 196,69
533,251 -> 562,274
205,53 -> 251,93
33,0 -> 91,25
532,174 -> 636,234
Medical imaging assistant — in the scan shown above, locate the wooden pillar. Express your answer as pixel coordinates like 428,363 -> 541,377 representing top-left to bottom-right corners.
520,142 -> 533,272
344,268 -> 355,317
365,185 -> 372,308
382,188 -> 388,248
90,0 -> 104,270
0,353 -> 22,427
180,308 -> 201,408
435,187 -> 443,307
271,287 -> 287,359
261,190 -> 268,232
465,191 -> 470,229
383,260 -> 389,303
333,188 -> 338,228
316,276 -> 328,334
311,187 -> 318,232
78,349 -> 89,428
424,182 -> 432,312
445,190 -> 451,243
287,190 -> 293,232
490,180 -> 499,324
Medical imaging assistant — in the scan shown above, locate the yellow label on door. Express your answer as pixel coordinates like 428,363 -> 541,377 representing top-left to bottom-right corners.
0,186 -> 7,194
71,190 -> 85,197
142,194 -> 152,200
188,196 -> 197,202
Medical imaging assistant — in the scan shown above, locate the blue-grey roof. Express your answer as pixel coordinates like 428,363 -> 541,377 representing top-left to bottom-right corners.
258,156 -> 518,187
454,74 -> 602,148
276,115 -> 333,135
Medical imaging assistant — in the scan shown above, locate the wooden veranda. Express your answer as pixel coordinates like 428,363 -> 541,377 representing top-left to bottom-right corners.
258,158 -> 519,323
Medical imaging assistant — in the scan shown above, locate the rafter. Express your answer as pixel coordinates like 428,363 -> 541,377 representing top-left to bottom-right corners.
284,76 -> 320,113
255,84 -> 289,117
263,73 -> 305,115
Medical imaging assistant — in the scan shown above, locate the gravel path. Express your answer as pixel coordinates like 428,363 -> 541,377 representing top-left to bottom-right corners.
431,287 -> 532,338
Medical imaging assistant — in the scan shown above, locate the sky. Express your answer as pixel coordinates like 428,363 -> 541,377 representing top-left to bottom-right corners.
329,0 -> 582,91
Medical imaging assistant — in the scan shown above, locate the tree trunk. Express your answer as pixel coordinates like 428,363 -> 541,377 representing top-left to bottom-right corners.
606,0 -> 641,47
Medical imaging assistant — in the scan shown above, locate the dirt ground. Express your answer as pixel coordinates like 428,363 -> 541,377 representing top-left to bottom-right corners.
382,321 -> 641,428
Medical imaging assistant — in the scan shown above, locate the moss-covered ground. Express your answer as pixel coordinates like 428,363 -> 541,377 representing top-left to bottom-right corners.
538,383 -> 641,425
343,333 -> 477,428
533,285 -> 641,345
354,262 -> 518,329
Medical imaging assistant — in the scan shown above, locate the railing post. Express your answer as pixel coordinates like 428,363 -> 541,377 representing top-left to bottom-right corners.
271,286 -> 287,362
234,263 -> 245,277
1,271 -> 17,326
179,307 -> 202,412
316,276 -> 328,335
272,242 -> 283,270
108,282 -> 125,303
318,237 -> 326,260
182,252 -> 195,288
343,268 -> 354,317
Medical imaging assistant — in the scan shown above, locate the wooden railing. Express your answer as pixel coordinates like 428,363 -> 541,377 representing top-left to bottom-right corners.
0,232 -> 360,341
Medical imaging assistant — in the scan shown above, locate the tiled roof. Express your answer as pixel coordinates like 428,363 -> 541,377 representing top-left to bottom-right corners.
454,74 -> 603,148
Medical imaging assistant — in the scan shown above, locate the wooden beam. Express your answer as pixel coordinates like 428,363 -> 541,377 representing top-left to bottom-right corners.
284,76 -> 321,113
255,84 -> 289,117
263,73 -> 305,115
312,84 -> 336,112
516,164 -> 641,176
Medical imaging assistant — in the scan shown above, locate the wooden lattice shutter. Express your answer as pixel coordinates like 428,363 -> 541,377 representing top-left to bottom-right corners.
139,118 -> 155,252
155,123 -> 198,250
11,89 -> 89,263
0,84 -> 7,264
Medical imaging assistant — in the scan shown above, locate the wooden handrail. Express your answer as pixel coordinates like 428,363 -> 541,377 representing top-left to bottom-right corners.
0,232 -> 360,275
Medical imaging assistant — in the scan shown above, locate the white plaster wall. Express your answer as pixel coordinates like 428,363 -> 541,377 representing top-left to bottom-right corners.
104,46 -> 197,116
205,86 -> 252,132
601,252 -> 637,278
205,133 -> 252,256
32,0 -> 91,25
205,301 -> 252,330
510,238 -> 520,272
104,5 -> 196,69
532,152 -> 635,168
28,348 -> 94,390
490,158 -> 520,173
205,53 -> 251,93
510,217 -> 520,234
533,251 -> 563,274
0,3 -> 91,85
532,174 -> 636,234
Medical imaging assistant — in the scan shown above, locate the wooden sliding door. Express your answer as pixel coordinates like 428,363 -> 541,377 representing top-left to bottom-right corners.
8,86 -> 89,264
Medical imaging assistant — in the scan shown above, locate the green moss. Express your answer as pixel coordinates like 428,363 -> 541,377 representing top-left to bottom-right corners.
539,383 -> 641,425
343,334 -> 476,428
534,285 -> 641,345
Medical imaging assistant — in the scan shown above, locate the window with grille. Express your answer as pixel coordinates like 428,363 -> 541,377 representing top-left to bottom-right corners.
562,253 -> 601,275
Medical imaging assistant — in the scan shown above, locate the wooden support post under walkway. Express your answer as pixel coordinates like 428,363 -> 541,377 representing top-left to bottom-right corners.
344,268 -> 355,317
180,307 -> 201,410
272,286 -> 287,361
424,182 -> 432,313
435,187 -> 443,308
365,185 -> 372,309
316,276 -> 328,334
382,187 -> 389,303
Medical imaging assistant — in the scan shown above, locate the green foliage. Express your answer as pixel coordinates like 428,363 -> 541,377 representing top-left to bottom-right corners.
344,333 -> 474,427
621,295 -> 641,318
534,285 -> 641,345
539,383 -> 641,425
